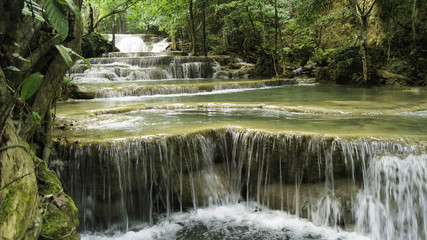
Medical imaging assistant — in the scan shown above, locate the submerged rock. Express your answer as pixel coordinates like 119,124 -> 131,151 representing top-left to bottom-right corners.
62,83 -> 95,100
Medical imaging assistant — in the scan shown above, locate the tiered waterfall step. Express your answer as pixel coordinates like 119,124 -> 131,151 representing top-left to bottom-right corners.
73,79 -> 301,98
54,34 -> 427,239
52,127 -> 427,237
70,56 -> 218,79
69,54 -> 257,81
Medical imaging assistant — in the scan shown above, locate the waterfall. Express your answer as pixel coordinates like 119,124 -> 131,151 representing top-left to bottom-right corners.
91,80 -> 298,98
105,34 -> 171,53
354,154 -> 427,240
52,128 -> 426,239
59,34 -> 427,239
151,38 -> 170,52
94,86 -> 200,98
70,56 -> 218,81
115,35 -> 148,52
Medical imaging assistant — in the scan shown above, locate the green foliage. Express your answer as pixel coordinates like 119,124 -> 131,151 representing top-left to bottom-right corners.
60,0 -> 82,20
22,0 -> 45,22
82,0 -> 426,83
284,43 -> 316,67
56,44 -> 91,69
42,0 -> 82,40
44,0 -> 69,41
5,66 -> 21,72
21,72 -> 44,101
63,77 -> 73,84
55,45 -> 74,67
12,53 -> 31,65
31,112 -> 41,125
314,48 -> 335,67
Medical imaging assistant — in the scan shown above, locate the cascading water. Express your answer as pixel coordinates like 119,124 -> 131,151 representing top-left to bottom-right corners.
114,34 -> 148,52
354,154 -> 427,240
106,34 -> 170,53
56,34 -> 427,239
52,129 -> 426,239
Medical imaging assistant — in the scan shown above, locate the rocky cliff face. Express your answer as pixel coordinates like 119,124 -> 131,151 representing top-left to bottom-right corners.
0,0 -> 82,239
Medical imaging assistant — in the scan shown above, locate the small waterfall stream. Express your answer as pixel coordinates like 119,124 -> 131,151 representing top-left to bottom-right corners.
52,129 -> 427,239
55,34 -> 427,239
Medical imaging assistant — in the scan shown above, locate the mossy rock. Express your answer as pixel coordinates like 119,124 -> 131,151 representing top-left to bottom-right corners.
314,67 -> 331,82
0,121 -> 41,239
386,58 -> 416,78
0,184 -> 40,239
39,198 -> 79,240
62,83 -> 95,100
35,159 -> 80,240
81,33 -> 119,58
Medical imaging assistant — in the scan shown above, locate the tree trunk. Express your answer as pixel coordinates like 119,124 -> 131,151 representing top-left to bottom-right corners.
359,16 -> 369,83
412,0 -> 418,49
273,0 -> 279,77
171,32 -> 177,51
0,0 -> 82,238
112,16 -> 116,45
189,0 -> 196,55
89,3 -> 95,33
118,15 -> 122,33
274,0 -> 278,50
202,0 -> 207,56
351,0 -> 378,84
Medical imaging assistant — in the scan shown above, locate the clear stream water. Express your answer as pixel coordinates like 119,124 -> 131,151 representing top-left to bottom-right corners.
54,35 -> 427,240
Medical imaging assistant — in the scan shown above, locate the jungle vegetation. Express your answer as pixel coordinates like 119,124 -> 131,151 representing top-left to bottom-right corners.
0,1 -> 426,239
84,0 -> 427,86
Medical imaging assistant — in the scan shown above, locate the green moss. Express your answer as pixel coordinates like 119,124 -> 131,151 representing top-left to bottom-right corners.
32,157 -> 80,239
0,183 -> 37,238
35,160 -> 80,240
34,158 -> 62,195
0,186 -> 20,224
81,33 -> 119,58
40,201 -> 79,240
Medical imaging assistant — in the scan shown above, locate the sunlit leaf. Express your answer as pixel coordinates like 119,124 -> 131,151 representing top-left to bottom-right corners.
32,112 -> 42,125
70,49 -> 91,69
56,44 -> 91,69
62,0 -> 82,20
21,72 -> 44,101
22,3 -> 45,22
55,44 -> 74,67
26,0 -> 44,11
44,0 -> 69,41
5,66 -> 21,72
12,53 -> 31,64
63,77 -> 73,84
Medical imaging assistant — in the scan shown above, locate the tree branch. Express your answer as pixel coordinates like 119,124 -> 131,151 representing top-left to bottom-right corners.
0,173 -> 32,191
0,144 -> 31,153
365,0 -> 378,16
92,0 -> 138,31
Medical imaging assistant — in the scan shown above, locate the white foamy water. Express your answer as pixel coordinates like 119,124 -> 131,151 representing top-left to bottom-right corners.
354,154 -> 427,240
116,36 -> 148,52
92,86 -> 283,101
81,202 -> 369,240
397,110 -> 427,116
151,38 -> 170,52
